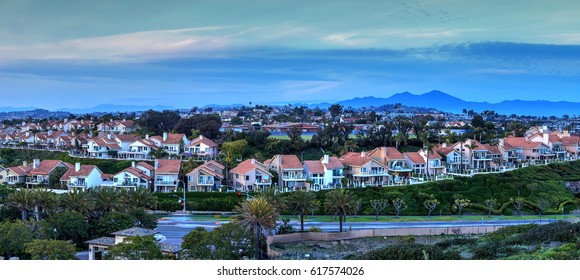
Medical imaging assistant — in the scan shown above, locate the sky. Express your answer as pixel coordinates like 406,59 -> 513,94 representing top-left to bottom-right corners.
0,0 -> 580,110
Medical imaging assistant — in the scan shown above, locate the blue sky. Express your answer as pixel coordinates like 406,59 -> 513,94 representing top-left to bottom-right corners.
1,0 -> 579,109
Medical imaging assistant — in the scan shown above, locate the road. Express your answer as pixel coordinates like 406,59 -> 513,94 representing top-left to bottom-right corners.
155,215 -> 561,245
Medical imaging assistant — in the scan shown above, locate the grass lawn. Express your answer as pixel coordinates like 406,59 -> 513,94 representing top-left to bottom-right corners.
269,135 -> 314,140
279,214 -> 572,223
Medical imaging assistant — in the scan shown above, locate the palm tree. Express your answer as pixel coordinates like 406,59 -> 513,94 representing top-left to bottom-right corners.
124,186 -> 158,209
465,141 -> 479,170
285,191 -> 319,232
259,187 -> 285,213
150,147 -> 168,159
234,197 -> 278,260
93,187 -> 123,213
423,142 -> 435,178
339,139 -> 358,154
324,189 -> 357,232
458,134 -> 468,173
32,189 -> 57,220
7,189 -> 36,221
59,189 -> 95,216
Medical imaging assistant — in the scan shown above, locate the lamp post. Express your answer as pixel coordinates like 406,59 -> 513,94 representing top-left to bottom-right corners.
179,179 -> 186,213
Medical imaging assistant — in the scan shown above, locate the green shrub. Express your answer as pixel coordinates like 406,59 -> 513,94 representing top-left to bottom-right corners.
353,243 -> 461,260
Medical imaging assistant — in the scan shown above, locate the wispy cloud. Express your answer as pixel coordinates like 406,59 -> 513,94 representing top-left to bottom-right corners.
0,27 -> 235,63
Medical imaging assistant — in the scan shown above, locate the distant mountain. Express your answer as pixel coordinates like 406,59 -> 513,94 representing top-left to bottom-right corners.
58,104 -> 175,114
0,106 -> 38,112
321,91 -> 579,116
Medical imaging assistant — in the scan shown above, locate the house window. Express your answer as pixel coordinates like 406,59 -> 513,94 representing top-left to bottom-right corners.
245,175 -> 250,180
235,174 -> 239,179
189,176 -> 192,181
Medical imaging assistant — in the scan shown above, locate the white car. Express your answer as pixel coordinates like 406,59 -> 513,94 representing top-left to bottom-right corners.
154,234 -> 166,243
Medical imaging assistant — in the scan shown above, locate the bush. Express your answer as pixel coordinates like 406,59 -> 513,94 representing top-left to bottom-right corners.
309,226 -> 322,232
517,221 -> 580,244
352,244 -> 460,260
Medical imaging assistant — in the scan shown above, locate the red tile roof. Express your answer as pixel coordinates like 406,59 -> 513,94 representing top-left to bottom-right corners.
115,134 -> 140,142
29,160 -> 67,175
482,144 -> 501,155
61,165 -> 100,179
230,159 -> 270,175
206,160 -> 225,170
339,152 -> 373,166
155,160 -> 181,174
151,133 -> 185,145
7,165 -> 32,176
138,161 -> 154,171
304,160 -> 325,174
188,135 -> 217,148
503,137 -> 545,149
322,156 -> 344,170
117,167 -> 151,180
421,149 -> 442,159
267,155 -> 303,169
187,164 -> 224,179
404,152 -> 426,164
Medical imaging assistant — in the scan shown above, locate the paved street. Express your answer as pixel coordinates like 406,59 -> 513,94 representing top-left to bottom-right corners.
154,215 -> 561,245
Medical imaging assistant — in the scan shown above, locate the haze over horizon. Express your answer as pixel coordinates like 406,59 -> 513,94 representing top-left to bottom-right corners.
1,0 -> 579,109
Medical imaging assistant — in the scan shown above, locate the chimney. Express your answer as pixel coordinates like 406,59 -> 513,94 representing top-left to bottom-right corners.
75,162 -> 81,172
443,143 -> 447,148
26,132 -> 30,137
543,133 -> 549,145
145,134 -> 150,140
564,130 -> 570,137
361,151 -> 366,157
200,135 -> 204,139
33,159 -> 40,168
323,155 -> 329,164
107,133 -> 112,140
277,155 -> 282,166
251,158 -> 256,165
132,161 -> 136,168
23,161 -> 28,167
154,159 -> 159,170
163,132 -> 168,141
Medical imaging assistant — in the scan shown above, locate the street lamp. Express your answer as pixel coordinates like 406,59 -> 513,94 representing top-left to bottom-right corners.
171,179 -> 186,213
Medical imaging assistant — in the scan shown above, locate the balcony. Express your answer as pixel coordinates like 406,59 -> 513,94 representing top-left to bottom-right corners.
26,177 -> 48,184
353,170 -> 389,177
282,174 -> 307,181
254,179 -> 272,185
155,180 -> 178,186
473,154 -> 492,160
68,182 -> 87,187
197,178 -> 215,186
332,170 -> 344,177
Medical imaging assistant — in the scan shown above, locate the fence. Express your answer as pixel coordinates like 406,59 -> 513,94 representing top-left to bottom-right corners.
267,225 -> 506,258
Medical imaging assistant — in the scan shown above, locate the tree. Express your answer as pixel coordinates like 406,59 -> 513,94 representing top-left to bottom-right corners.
128,208 -> 158,229
234,197 -> 278,260
124,186 -> 158,210
328,104 -> 343,120
222,140 -> 248,185
106,235 -> 164,260
7,189 -> 36,221
32,189 -> 57,221
510,197 -> 525,216
181,227 -> 212,259
484,198 -> 497,218
25,239 -> 77,260
324,189 -> 357,232
175,114 -> 222,139
392,198 -> 407,218
0,221 -> 34,258
93,212 -> 136,237
285,191 -> 318,232
137,110 -> 181,136
423,198 -> 438,218
537,199 -> 550,216
43,211 -> 90,246
370,199 -> 389,221
453,198 -> 470,217
93,187 -> 124,213
465,141 -> 479,170
59,189 -> 94,217
527,183 -> 540,197
150,147 -> 169,159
